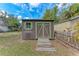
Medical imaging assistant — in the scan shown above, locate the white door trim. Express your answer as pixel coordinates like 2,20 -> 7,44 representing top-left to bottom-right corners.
35,22 -> 51,39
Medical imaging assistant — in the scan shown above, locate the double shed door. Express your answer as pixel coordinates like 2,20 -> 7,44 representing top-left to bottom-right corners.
36,22 -> 51,39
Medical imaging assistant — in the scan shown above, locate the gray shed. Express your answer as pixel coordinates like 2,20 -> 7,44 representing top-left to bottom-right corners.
22,19 -> 54,40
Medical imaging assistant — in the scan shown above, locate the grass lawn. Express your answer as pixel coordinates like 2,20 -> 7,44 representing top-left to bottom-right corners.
0,32 -> 54,56
0,32 -> 77,56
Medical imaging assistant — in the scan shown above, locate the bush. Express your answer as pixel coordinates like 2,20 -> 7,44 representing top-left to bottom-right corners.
73,32 -> 79,42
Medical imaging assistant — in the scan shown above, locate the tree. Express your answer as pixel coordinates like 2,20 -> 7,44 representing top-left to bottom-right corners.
43,5 -> 58,23
59,4 -> 73,21
73,22 -> 79,42
43,9 -> 51,20
0,10 -> 20,31
73,22 -> 79,31
50,5 -> 58,20
6,15 -> 19,31
68,4 -> 79,17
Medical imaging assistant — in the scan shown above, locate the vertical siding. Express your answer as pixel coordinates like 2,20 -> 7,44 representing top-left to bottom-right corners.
22,21 -> 36,40
22,21 -> 54,40
51,22 -> 54,39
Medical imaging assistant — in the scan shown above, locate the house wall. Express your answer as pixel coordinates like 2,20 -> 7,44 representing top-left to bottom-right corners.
0,18 -> 9,32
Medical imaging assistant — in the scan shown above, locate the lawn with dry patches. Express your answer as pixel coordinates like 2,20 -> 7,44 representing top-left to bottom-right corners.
0,32 -> 78,56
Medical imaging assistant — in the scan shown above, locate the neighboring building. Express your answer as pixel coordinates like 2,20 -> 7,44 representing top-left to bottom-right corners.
22,19 -> 54,40
0,18 -> 9,32
0,10 -> 9,32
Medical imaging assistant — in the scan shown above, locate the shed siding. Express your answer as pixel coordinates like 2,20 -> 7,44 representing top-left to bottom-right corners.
51,22 -> 54,39
22,21 -> 36,40
22,21 -> 54,40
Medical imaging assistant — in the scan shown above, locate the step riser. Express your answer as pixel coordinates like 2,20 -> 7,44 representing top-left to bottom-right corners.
36,38 -> 56,51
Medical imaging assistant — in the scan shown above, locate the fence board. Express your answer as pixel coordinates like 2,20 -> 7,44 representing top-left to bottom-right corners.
55,32 -> 79,50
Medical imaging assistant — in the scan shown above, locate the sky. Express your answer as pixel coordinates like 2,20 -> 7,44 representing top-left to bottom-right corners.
0,3 -> 72,19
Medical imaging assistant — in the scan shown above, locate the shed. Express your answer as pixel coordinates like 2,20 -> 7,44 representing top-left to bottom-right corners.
22,19 -> 54,40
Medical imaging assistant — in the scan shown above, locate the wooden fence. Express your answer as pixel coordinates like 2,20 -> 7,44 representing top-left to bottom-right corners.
55,32 -> 79,50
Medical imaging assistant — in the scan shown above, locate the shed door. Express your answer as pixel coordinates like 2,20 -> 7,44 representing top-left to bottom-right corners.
36,22 -> 51,39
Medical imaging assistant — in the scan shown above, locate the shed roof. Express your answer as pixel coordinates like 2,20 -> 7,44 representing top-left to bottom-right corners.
22,19 -> 54,22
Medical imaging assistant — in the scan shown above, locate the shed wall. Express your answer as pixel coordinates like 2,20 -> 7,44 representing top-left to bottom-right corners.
22,21 -> 36,40
22,21 -> 54,40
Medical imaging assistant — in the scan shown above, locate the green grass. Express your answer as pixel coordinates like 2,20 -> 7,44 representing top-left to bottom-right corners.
0,32 -> 76,56
0,32 -> 52,56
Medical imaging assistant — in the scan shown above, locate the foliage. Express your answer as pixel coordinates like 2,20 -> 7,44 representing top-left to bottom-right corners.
6,16 -> 19,27
0,10 -> 20,31
73,22 -> 79,30
69,4 -> 79,16
73,32 -> 79,42
73,22 -> 79,42
57,3 -> 79,23
59,4 -> 79,42
43,9 -> 51,20
62,4 -> 79,19
6,16 -> 19,31
42,5 -> 58,23
50,5 -> 58,20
